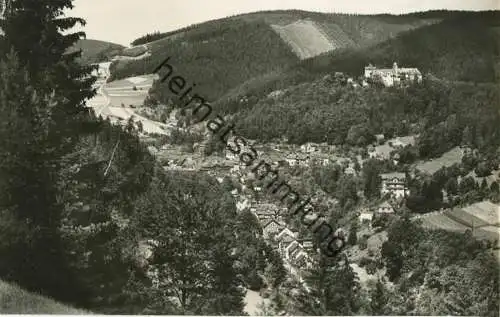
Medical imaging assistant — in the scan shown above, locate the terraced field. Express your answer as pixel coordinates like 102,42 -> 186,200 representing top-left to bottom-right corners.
317,22 -> 356,49
461,201 -> 500,226
271,20 -> 336,60
105,74 -> 157,106
419,213 -> 470,232
417,202 -> 499,244
444,208 -> 489,228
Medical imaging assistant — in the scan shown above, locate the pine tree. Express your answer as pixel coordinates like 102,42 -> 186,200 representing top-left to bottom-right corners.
348,220 -> 358,245
0,0 -> 97,303
0,51 -> 80,301
293,255 -> 361,315
0,0 -> 97,147
370,279 -> 388,315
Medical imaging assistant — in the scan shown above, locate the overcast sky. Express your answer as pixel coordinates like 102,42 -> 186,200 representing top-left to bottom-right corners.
69,0 -> 497,46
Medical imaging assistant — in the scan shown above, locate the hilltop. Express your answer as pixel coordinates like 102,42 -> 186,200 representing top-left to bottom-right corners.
304,11 -> 500,83
107,10 -> 441,101
70,39 -> 125,64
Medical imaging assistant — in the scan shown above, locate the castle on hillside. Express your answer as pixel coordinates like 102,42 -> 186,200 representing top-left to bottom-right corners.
364,62 -> 422,87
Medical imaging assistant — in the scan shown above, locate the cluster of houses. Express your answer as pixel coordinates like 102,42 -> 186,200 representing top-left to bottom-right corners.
262,220 -> 314,269
364,62 -> 422,87
358,172 -> 409,224
232,193 -> 315,269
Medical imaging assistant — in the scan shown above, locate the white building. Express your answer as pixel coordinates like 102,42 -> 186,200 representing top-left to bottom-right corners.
365,62 -> 422,87
380,172 -> 409,199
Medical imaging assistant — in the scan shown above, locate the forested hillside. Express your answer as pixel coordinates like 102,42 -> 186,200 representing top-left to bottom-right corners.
110,19 -> 299,101
308,11 -> 500,83
229,75 -> 500,157
109,10 -> 439,104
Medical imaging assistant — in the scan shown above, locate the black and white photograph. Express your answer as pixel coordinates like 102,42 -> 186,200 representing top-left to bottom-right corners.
0,0 -> 499,315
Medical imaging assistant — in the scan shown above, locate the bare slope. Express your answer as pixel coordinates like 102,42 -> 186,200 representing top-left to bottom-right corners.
271,20 -> 338,59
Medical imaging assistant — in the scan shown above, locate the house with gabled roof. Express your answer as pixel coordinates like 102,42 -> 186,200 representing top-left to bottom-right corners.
251,203 -> 280,222
262,219 -> 285,239
376,201 -> 395,214
275,228 -> 297,242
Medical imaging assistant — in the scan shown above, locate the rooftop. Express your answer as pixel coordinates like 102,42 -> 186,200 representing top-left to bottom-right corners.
380,172 -> 406,180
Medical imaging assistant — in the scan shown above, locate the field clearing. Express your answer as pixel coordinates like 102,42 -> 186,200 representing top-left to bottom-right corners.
86,94 -> 107,107
474,226 -> 500,243
0,280 -> 90,314
271,20 -> 336,59
106,107 -> 169,135
415,146 -> 464,175
107,95 -> 147,107
120,45 -> 148,57
106,74 -> 157,89
444,208 -> 489,228
461,201 -> 500,226
419,213 -> 470,232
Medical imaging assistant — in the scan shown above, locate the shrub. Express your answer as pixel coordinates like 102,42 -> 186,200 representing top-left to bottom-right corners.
358,236 -> 368,250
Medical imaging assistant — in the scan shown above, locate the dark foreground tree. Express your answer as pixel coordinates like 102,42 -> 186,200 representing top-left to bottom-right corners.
128,173 -> 246,315
292,255 -> 361,315
0,0 -> 96,302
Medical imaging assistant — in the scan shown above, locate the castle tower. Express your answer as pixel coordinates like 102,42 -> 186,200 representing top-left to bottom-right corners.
364,63 -> 376,78
393,62 -> 398,75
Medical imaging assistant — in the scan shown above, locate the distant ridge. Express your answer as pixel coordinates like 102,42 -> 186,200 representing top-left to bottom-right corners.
70,39 -> 125,65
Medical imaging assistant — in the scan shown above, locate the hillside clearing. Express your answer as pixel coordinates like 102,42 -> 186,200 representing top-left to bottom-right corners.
271,20 -> 337,59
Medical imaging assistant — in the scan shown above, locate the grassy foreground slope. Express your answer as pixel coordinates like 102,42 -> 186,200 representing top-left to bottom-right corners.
0,280 -> 90,314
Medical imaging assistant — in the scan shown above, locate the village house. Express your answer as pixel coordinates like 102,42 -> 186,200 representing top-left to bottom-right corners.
365,62 -> 422,87
251,203 -> 281,222
286,154 -> 298,166
300,143 -> 318,153
380,172 -> 409,199
278,237 -> 313,269
375,134 -> 385,144
262,219 -> 285,239
236,198 -> 251,212
358,210 -> 374,224
376,201 -> 396,214
275,227 -> 296,241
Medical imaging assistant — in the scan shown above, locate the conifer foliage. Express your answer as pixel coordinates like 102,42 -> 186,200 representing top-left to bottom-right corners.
0,0 -> 96,303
